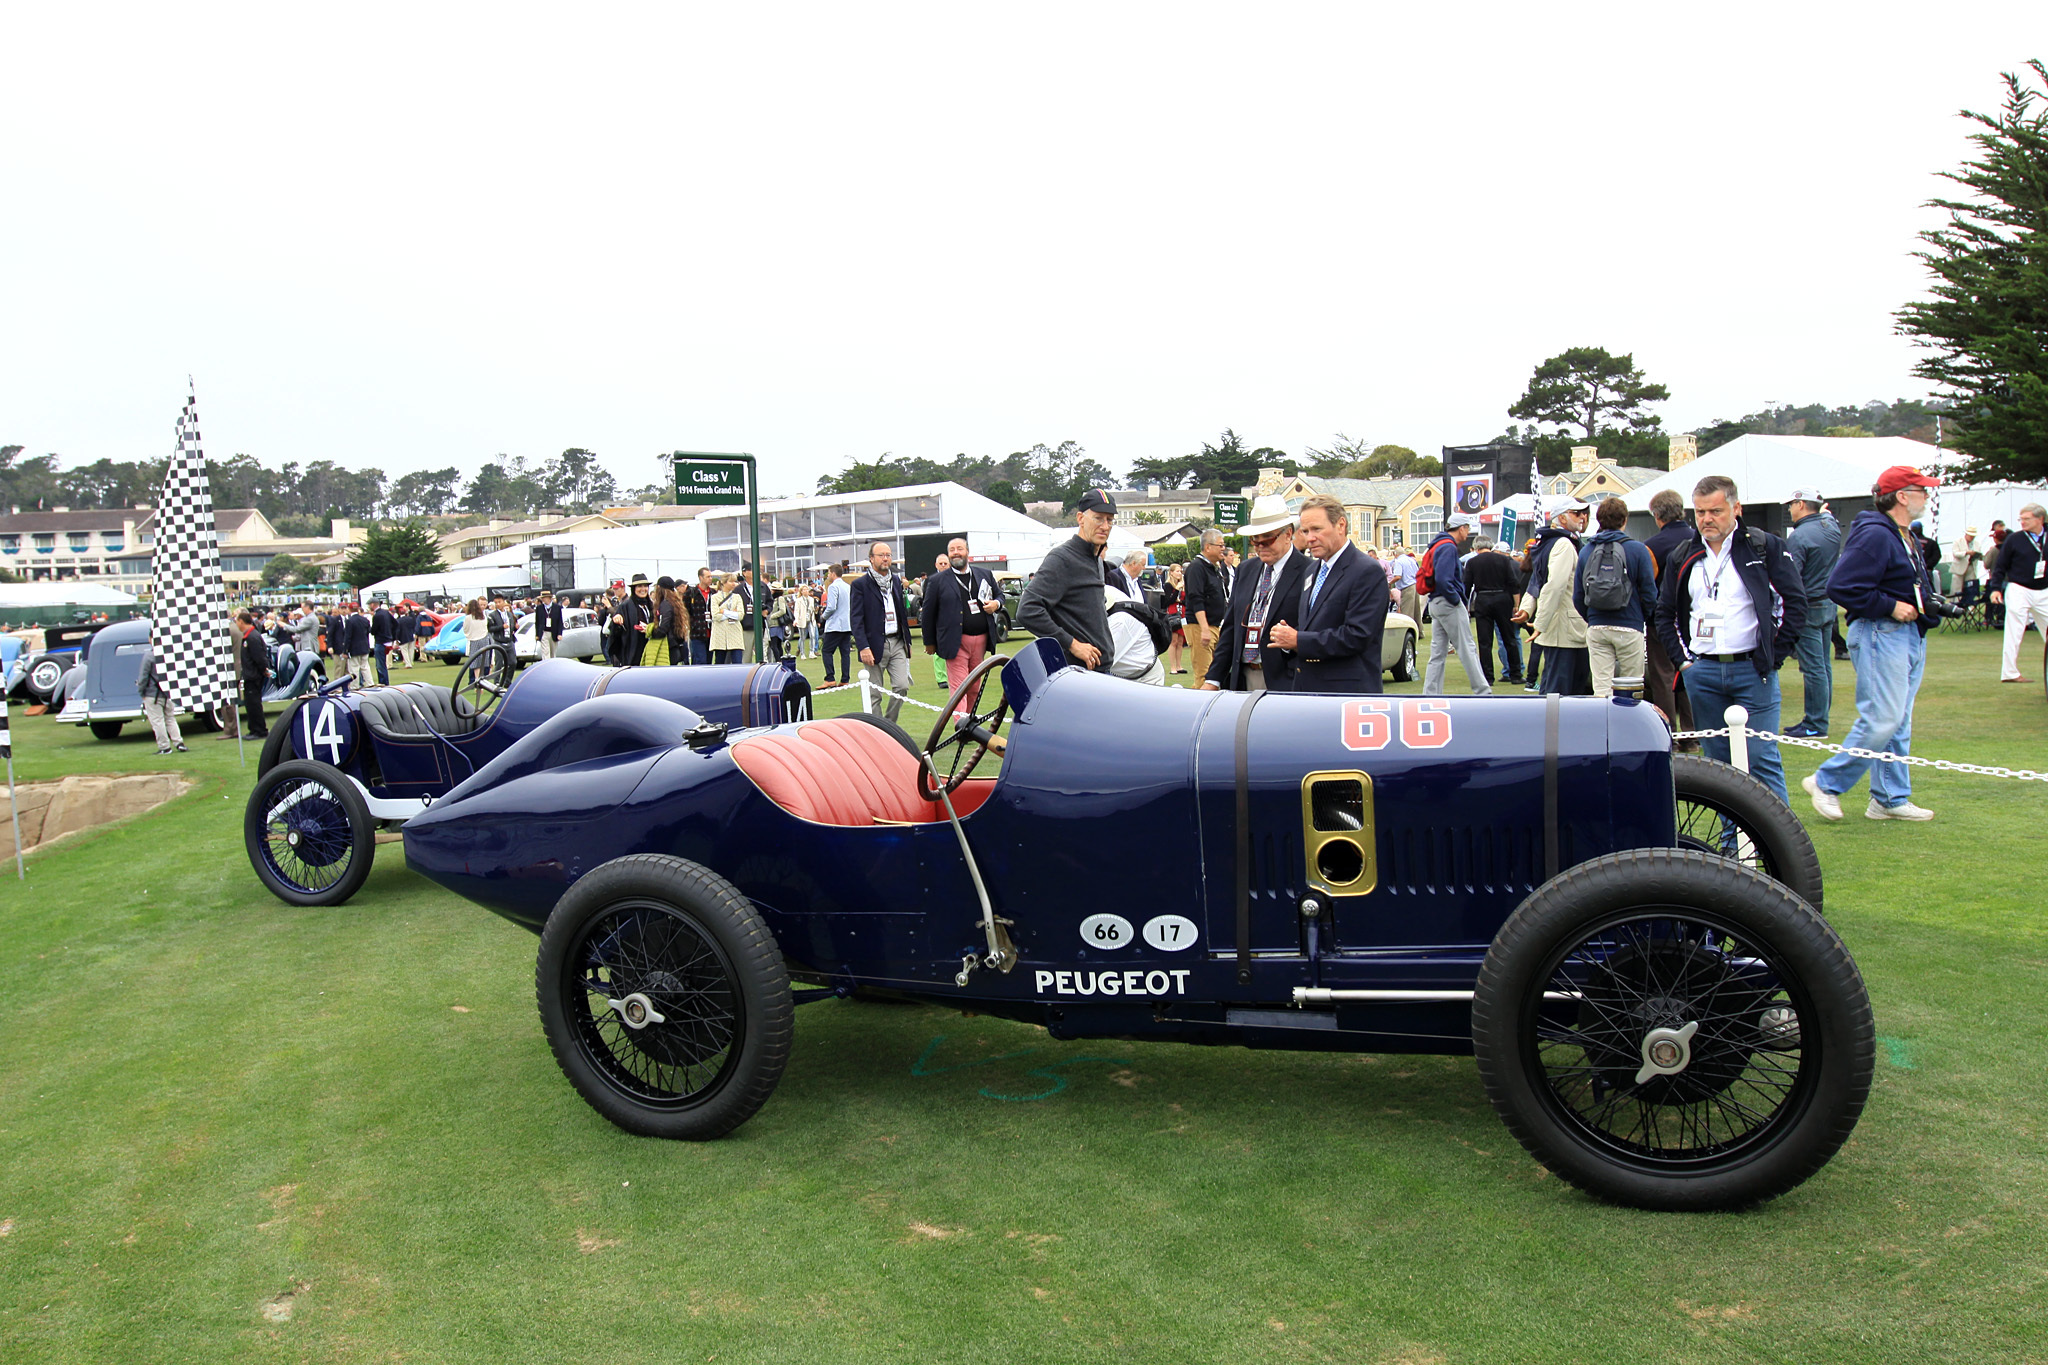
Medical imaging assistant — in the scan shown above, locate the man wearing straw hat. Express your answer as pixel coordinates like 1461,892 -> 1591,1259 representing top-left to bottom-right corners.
1199,494 -> 1308,693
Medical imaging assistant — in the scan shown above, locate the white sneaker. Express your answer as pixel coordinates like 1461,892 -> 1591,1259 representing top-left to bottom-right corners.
1802,774 -> 1842,822
1866,798 -> 1934,821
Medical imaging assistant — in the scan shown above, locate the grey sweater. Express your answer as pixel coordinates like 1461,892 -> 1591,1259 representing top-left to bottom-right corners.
1017,534 -> 1113,660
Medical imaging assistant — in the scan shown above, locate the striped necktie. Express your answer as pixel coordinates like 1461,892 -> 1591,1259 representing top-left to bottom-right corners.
1309,558 -> 1330,613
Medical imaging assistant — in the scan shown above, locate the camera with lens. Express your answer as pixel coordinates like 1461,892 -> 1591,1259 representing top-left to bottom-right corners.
1921,590 -> 1967,622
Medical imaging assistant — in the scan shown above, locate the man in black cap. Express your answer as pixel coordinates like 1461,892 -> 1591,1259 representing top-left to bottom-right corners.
1018,489 -> 1118,671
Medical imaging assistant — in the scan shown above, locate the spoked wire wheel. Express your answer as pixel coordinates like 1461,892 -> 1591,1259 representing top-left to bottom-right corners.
537,856 -> 791,1139
1671,753 -> 1824,909
243,758 -> 376,906
1474,849 -> 1872,1211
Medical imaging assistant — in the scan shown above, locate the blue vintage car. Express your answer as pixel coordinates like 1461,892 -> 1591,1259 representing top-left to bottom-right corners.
50,617 -> 324,739
244,651 -> 812,909
399,640 -> 1869,1211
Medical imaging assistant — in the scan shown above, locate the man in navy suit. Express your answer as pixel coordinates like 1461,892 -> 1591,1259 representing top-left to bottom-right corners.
534,589 -> 566,660
921,536 -> 1004,700
1267,494 -> 1387,693
1199,496 -> 1309,693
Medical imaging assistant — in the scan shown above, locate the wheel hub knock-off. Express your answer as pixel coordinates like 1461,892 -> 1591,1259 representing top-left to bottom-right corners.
1635,1020 -> 1700,1085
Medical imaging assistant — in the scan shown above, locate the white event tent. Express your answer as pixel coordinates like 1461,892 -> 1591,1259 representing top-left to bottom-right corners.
364,481 -> 1130,602
1620,435 -> 2047,543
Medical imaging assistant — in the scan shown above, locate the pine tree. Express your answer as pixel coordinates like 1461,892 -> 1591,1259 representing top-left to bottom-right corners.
1896,60 -> 2048,482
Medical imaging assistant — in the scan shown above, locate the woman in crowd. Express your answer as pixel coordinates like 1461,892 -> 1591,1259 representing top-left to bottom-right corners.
641,581 -> 682,667
461,598 -> 489,658
1161,563 -> 1187,674
791,582 -> 818,659
765,584 -> 788,663
709,574 -> 746,664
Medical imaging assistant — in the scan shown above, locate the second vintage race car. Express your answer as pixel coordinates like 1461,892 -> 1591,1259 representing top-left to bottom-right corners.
400,639 -> 1869,1212
245,651 -> 811,908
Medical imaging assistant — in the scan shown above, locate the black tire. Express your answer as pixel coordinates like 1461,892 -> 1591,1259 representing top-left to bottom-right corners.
536,855 -> 791,1140
244,759 -> 376,907
257,700 -> 301,778
1472,848 -> 1873,1212
1671,754 -> 1824,910
89,720 -> 124,740
1390,630 -> 1418,683
989,611 -> 1010,646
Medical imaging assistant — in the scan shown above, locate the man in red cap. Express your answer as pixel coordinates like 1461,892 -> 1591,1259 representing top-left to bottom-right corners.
1803,465 -> 1941,822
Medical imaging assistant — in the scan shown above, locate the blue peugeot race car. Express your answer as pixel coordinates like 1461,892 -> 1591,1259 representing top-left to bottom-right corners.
398,639 -> 1869,1212
244,649 -> 811,908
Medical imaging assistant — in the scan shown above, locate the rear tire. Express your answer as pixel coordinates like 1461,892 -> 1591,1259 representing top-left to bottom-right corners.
89,720 -> 124,740
1671,754 -> 1824,909
1472,848 -> 1873,1211
1390,630 -> 1417,683
258,700 -> 301,777
537,855 -> 791,1140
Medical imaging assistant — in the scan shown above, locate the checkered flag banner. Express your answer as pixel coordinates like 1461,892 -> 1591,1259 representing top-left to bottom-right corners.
0,699 -> 10,760
150,390 -> 236,716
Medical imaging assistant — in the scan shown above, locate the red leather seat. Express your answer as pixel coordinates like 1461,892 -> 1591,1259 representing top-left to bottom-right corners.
731,718 -> 993,826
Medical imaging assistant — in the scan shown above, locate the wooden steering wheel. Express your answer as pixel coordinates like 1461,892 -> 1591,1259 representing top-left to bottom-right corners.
917,652 -> 1011,801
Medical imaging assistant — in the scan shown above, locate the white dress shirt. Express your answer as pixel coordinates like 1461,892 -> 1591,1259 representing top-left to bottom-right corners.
1687,538 -> 1761,655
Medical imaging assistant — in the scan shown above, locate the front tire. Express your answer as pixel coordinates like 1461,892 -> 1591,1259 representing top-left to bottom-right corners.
1472,849 -> 1873,1211
537,855 -> 792,1140
244,759 -> 376,906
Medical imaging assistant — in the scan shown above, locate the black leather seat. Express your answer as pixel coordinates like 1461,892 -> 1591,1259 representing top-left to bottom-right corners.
356,684 -> 484,739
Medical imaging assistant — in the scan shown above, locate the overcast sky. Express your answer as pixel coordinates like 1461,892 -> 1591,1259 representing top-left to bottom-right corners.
3,4 -> 2037,499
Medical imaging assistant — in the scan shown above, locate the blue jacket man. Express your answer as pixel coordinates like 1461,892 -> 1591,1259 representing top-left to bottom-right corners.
1571,506 -> 1659,700
1805,467 -> 1941,822
1571,530 -> 1658,630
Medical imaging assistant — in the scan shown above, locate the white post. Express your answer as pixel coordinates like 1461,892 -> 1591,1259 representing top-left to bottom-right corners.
1725,703 -> 1750,774
858,667 -> 872,714
6,752 -> 23,880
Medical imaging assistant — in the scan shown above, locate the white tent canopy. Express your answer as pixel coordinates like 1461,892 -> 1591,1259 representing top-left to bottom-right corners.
1619,435 -> 1938,515
0,582 -> 141,610
1618,434 -> 2046,543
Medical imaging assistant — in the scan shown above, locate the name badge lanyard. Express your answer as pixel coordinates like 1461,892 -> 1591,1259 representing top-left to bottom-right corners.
1695,549 -> 1733,647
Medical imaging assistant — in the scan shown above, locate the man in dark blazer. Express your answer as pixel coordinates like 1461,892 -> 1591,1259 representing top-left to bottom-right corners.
850,542 -> 914,723
370,601 -> 396,685
1268,495 -> 1386,693
340,602 -> 375,689
922,536 -> 1004,698
1199,497 -> 1309,693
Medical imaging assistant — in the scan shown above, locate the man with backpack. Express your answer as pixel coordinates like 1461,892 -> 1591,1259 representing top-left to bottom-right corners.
1572,497 -> 1659,698
1420,513 -> 1492,695
1518,499 -> 1593,696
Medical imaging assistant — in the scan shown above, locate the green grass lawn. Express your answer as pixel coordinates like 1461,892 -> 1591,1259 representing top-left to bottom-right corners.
1,629 -> 2044,1363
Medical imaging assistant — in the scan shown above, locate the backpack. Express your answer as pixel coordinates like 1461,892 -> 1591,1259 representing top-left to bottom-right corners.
1109,598 -> 1173,654
1584,539 -> 1634,612
1415,536 -> 1448,596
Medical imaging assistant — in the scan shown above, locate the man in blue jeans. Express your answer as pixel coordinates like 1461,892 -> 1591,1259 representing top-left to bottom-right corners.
1803,465 -> 1941,822
1782,488 -> 1843,736
1653,475 -> 1807,804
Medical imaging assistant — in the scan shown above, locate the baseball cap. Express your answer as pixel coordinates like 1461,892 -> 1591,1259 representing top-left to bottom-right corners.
1445,512 -> 1476,530
1875,466 -> 1940,495
1076,488 -> 1118,516
1786,486 -> 1824,505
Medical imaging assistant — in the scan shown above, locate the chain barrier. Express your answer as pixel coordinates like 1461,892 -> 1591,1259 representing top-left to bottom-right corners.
1672,725 -> 2048,783
856,669 -> 951,716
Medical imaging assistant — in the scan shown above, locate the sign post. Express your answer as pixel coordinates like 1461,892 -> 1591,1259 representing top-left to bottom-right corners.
1211,496 -> 1249,531
672,452 -> 762,661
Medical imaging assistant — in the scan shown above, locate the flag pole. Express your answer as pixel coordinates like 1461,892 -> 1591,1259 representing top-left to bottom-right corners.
7,755 -> 21,880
